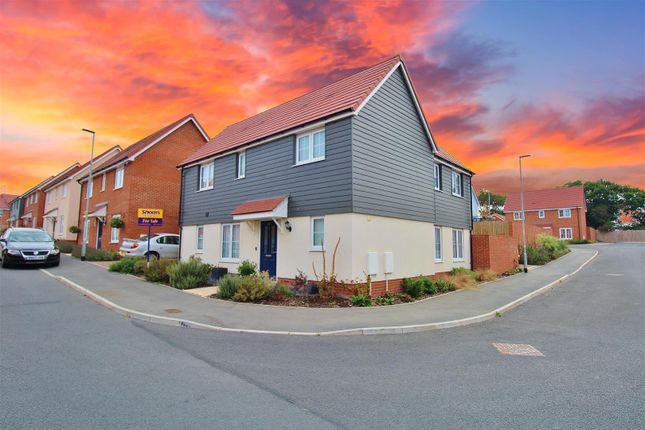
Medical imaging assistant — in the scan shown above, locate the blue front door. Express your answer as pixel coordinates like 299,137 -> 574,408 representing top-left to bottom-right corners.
260,221 -> 277,278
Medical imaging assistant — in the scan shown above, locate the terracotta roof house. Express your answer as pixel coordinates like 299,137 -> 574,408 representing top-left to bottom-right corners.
0,193 -> 18,231
504,186 -> 588,240
77,114 -> 209,251
42,146 -> 122,241
177,55 -> 474,297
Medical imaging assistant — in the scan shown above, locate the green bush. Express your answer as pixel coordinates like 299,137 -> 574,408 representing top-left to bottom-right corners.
423,279 -> 438,295
435,278 -> 455,293
232,272 -> 272,302
351,294 -> 373,307
167,257 -> 212,290
536,234 -> 569,258
273,283 -> 295,299
375,294 -> 395,306
450,267 -> 478,281
238,260 -> 258,276
55,241 -> 75,254
401,277 -> 425,298
525,244 -> 550,265
218,274 -> 242,299
72,245 -> 119,261
109,257 -> 145,275
144,258 -> 174,283
568,239 -> 593,244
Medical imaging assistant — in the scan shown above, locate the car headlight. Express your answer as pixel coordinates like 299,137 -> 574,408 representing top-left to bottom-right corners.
7,249 -> 21,255
51,249 -> 60,255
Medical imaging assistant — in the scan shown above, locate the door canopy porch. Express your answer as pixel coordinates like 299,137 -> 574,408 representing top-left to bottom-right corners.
231,196 -> 288,230
86,203 -> 107,223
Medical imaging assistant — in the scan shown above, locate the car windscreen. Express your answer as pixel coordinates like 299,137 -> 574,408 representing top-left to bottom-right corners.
9,230 -> 53,242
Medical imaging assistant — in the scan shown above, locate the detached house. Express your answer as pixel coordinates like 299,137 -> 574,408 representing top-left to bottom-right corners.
42,146 -> 122,241
178,56 -> 473,295
77,114 -> 209,251
504,186 -> 588,240
0,193 -> 18,231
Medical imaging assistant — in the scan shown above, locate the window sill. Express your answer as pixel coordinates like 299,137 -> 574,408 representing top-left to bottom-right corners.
197,187 -> 213,193
195,250 -> 204,254
451,193 -> 464,198
309,248 -> 324,252
234,176 -> 245,181
220,258 -> 240,263
453,258 -> 465,262
113,186 -> 123,191
110,241 -> 119,244
293,157 -> 325,167
434,259 -> 443,263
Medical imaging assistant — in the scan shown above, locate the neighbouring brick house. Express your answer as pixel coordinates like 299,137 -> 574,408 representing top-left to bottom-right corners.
504,186 -> 588,241
77,114 -> 209,251
178,56 -> 474,296
0,193 -> 18,231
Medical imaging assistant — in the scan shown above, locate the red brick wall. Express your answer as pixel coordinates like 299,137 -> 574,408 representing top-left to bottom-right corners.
507,208 -> 587,241
586,226 -> 597,241
0,210 -> 10,231
472,234 -> 519,274
77,122 -> 206,251
21,190 -> 46,228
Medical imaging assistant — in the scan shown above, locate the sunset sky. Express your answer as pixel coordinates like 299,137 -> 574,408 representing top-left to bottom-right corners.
1,0 -> 643,196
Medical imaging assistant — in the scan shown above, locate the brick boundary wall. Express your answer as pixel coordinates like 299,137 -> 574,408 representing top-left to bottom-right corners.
472,234 -> 519,275
597,230 -> 645,242
586,227 -> 597,241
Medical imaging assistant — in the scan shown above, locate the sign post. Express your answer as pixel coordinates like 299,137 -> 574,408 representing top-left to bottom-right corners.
137,208 -> 164,268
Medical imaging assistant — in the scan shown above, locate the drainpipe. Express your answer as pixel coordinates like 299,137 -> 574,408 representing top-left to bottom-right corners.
178,167 -> 184,261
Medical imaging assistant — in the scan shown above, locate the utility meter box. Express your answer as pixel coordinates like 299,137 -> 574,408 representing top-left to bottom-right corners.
384,252 -> 394,274
367,252 -> 378,275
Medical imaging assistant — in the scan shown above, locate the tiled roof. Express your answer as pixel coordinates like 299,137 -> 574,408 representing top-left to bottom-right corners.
231,196 -> 287,215
436,148 -> 471,172
504,186 -> 586,212
180,56 -> 403,166
41,165 -> 82,191
0,194 -> 18,209
85,114 -> 208,177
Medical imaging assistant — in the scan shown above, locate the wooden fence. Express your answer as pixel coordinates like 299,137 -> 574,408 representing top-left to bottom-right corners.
597,230 -> 645,242
472,221 -> 509,236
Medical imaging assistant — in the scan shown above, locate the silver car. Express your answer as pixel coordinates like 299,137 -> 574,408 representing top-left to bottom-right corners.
119,233 -> 180,259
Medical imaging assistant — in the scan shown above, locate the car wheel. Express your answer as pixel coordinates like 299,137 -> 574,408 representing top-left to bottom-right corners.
50,260 -> 60,267
146,252 -> 160,261
1,255 -> 9,268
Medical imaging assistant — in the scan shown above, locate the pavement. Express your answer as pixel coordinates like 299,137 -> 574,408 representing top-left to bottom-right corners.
2,243 -> 642,429
40,246 -> 597,335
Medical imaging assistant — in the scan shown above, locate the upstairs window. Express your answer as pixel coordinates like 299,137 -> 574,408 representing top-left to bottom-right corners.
558,208 -> 571,218
86,180 -> 93,199
538,210 -> 545,219
513,211 -> 524,220
296,129 -> 325,165
114,167 -> 124,189
237,152 -> 246,179
101,174 -> 106,192
47,192 -> 52,204
62,183 -> 68,198
451,171 -> 463,197
434,164 -> 442,190
199,162 -> 214,190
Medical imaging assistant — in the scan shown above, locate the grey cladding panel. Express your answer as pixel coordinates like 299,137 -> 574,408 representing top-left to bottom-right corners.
181,118 -> 353,225
434,165 -> 472,229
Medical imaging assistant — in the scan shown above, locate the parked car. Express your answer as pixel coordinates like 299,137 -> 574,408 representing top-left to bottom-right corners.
0,227 -> 60,268
119,233 -> 180,259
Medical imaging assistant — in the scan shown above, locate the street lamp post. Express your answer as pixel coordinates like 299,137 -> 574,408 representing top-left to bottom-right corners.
519,154 -> 531,273
80,129 -> 96,262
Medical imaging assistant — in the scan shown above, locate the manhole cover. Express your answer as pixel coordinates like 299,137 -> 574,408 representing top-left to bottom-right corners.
492,343 -> 544,357
164,308 -> 182,314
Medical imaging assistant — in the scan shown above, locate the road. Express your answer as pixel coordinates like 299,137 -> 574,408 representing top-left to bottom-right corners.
1,243 -> 643,429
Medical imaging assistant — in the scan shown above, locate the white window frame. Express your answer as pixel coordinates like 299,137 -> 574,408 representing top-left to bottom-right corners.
558,208 -> 571,218
452,229 -> 464,261
296,128 -> 325,166
311,217 -> 325,251
195,226 -> 204,252
236,152 -> 246,179
513,211 -> 524,220
59,215 -> 65,235
434,164 -> 441,190
559,228 -> 573,240
46,192 -> 52,204
199,162 -> 214,191
110,214 -> 120,244
451,170 -> 463,197
114,167 -> 124,190
87,180 -> 93,199
34,193 -> 38,203
538,210 -> 545,219
434,226 -> 442,262
101,173 -> 106,192
62,183 -> 68,198
220,223 -> 240,262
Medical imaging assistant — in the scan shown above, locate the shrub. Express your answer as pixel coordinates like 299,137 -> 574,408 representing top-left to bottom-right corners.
272,283 -> 295,300
375,294 -> 395,306
536,234 -> 569,258
423,279 -> 438,295
351,294 -> 373,307
525,244 -> 550,265
109,257 -> 145,275
450,267 -> 478,281
167,257 -> 212,290
435,277 -> 456,293
476,269 -> 498,282
218,275 -> 242,299
72,245 -> 119,261
232,272 -> 272,302
449,273 -> 477,289
238,260 -> 258,276
568,239 -> 592,244
401,277 -> 425,298
55,240 -> 75,253
144,258 -> 174,283
68,225 -> 81,234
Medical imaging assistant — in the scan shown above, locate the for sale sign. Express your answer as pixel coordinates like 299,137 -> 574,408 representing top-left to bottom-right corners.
137,208 -> 163,226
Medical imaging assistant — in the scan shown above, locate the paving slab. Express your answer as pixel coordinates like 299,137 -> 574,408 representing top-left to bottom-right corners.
40,246 -> 598,334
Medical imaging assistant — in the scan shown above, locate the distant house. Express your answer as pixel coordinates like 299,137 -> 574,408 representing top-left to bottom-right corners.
177,55 -> 474,295
77,114 -> 209,251
504,186 -> 588,240
0,193 -> 18,231
42,146 -> 122,241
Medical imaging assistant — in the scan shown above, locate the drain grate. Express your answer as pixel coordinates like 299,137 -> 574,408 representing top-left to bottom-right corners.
493,343 -> 544,357
164,308 -> 182,314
